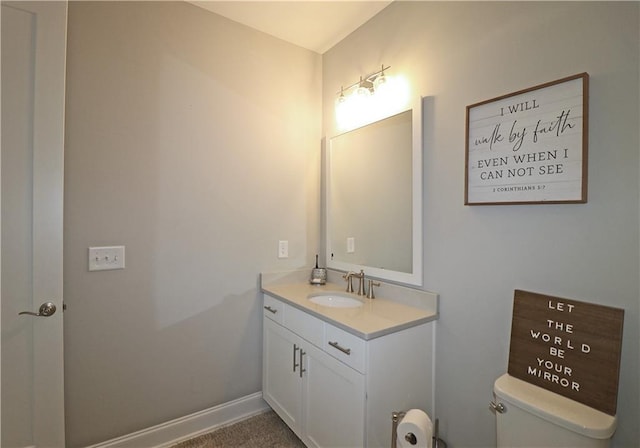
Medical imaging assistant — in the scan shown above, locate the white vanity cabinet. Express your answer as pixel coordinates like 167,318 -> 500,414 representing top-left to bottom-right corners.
263,295 -> 365,447
262,293 -> 434,448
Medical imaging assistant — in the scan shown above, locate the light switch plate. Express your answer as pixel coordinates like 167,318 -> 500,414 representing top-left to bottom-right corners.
89,246 -> 125,271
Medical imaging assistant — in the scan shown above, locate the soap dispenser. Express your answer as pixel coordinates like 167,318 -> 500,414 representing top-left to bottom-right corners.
310,255 -> 327,285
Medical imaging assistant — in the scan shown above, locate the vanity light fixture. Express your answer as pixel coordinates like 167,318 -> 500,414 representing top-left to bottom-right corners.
373,65 -> 388,90
335,65 -> 410,131
337,65 -> 389,101
355,76 -> 373,97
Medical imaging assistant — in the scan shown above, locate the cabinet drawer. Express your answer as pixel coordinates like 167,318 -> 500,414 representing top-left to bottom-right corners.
324,323 -> 366,373
263,294 -> 284,324
284,305 -> 324,348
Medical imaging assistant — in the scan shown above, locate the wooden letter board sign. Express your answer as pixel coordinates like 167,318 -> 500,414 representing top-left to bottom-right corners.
508,290 -> 624,415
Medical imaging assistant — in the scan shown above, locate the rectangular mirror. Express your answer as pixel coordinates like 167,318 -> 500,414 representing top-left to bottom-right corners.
325,102 -> 422,286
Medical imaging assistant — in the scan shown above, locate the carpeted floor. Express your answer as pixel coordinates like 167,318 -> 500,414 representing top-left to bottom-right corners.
171,410 -> 306,448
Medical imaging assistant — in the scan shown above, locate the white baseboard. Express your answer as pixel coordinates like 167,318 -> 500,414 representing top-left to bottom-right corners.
87,392 -> 270,448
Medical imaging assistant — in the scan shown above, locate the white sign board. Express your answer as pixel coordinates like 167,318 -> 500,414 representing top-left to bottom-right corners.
465,73 -> 588,205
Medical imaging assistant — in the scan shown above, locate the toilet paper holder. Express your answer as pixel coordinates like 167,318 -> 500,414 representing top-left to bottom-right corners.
392,411 -> 447,448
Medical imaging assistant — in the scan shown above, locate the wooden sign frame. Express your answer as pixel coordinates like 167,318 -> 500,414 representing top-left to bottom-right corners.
508,290 -> 624,415
465,73 -> 589,205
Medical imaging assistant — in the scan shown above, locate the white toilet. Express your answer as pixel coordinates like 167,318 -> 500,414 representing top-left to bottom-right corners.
493,374 -> 617,447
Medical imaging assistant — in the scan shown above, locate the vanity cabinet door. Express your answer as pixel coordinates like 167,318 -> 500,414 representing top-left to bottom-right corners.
262,318 -> 303,434
303,342 -> 366,448
262,295 -> 365,447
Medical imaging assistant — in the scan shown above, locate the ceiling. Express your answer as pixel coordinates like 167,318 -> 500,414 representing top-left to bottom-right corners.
189,1 -> 393,54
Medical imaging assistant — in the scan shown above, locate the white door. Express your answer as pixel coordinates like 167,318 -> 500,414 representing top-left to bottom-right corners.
1,1 -> 67,446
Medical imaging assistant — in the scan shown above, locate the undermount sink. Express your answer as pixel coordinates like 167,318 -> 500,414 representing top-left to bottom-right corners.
308,293 -> 363,308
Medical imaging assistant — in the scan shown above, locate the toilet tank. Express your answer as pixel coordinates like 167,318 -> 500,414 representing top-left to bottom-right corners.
493,374 -> 616,448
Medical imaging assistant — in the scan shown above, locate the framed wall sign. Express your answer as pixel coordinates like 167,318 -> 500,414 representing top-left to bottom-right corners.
508,290 -> 624,415
465,73 -> 589,205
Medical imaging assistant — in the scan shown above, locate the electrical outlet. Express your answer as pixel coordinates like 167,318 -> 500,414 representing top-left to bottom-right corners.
88,246 -> 125,271
278,240 -> 289,259
347,237 -> 355,253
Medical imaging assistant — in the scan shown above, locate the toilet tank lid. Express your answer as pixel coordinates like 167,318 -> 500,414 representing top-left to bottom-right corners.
494,374 -> 616,439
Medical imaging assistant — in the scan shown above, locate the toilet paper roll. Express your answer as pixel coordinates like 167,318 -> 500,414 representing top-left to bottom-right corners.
397,409 -> 433,448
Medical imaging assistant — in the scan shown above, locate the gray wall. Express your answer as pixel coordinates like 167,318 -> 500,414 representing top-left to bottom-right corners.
64,2 -> 639,447
322,2 -> 639,447
63,2 -> 321,446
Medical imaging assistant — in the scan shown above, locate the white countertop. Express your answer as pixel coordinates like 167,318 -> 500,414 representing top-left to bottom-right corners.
261,271 -> 438,340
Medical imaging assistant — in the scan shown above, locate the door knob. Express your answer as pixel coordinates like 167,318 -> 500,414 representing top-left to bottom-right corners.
18,302 -> 57,317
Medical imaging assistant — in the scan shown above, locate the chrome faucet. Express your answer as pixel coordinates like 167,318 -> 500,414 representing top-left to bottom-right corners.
366,279 -> 381,299
353,270 -> 365,296
343,270 -> 368,296
342,271 -> 355,293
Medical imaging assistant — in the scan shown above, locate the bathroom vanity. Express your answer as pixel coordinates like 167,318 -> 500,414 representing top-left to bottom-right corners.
261,270 -> 438,448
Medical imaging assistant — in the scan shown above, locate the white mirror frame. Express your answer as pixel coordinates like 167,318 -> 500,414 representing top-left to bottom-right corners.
325,97 -> 423,286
